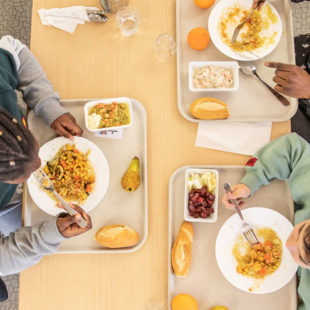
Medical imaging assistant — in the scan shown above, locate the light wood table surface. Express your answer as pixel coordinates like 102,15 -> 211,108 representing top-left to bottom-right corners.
19,0 -> 290,309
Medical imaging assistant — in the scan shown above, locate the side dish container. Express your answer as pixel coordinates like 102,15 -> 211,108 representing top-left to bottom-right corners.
188,61 -> 239,92
84,97 -> 133,132
184,168 -> 219,223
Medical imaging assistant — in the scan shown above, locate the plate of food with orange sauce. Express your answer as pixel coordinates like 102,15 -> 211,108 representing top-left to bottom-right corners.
216,207 -> 298,294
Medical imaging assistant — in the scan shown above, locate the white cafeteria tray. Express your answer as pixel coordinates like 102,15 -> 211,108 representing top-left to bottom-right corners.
23,98 -> 148,254
176,0 -> 298,122
168,165 -> 297,309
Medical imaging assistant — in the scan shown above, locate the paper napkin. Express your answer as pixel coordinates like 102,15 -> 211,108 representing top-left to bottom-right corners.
195,121 -> 272,155
38,6 -> 96,33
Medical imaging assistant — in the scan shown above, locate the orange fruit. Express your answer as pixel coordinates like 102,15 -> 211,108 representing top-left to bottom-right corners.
171,294 -> 199,310
187,27 -> 210,50
194,0 -> 215,9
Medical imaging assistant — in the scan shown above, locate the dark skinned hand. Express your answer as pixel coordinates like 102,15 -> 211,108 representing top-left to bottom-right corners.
252,0 -> 265,10
50,113 -> 83,141
56,203 -> 92,238
265,62 -> 310,99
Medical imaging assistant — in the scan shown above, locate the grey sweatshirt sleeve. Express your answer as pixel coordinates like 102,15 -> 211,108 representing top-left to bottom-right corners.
0,35 -> 67,125
16,46 -> 67,126
0,218 -> 65,276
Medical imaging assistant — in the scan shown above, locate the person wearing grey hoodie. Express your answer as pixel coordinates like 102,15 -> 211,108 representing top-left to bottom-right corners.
0,35 -> 92,298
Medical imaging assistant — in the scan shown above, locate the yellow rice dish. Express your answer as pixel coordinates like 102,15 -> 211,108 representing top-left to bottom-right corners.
43,144 -> 95,204
219,4 -> 278,52
232,228 -> 282,279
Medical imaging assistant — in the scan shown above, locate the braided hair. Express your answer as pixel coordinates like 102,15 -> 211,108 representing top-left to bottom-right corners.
0,108 -> 37,182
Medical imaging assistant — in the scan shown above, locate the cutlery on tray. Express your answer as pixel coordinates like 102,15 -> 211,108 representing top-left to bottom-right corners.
86,8 -> 108,22
231,0 -> 265,43
223,182 -> 260,247
33,168 -> 88,228
239,63 -> 290,106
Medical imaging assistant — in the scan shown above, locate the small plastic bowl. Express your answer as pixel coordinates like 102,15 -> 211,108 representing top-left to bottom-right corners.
84,97 -> 133,132
188,61 -> 239,92
184,168 -> 219,223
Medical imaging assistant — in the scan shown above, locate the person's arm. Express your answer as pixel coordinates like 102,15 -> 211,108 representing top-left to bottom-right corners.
0,204 -> 92,276
16,46 -> 67,126
222,133 -> 310,209
241,133 -> 310,193
0,35 -> 67,126
17,47 -> 83,138
252,0 -> 265,10
265,62 -> 310,99
0,35 -> 82,139
0,218 -> 65,276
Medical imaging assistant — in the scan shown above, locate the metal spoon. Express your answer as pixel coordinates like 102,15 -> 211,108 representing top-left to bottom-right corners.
239,63 -> 290,106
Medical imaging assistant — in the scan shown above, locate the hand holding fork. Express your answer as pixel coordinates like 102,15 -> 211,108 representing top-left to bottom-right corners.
33,168 -> 92,233
223,183 -> 260,247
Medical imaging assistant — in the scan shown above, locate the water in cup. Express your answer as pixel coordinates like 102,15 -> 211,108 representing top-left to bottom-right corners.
116,6 -> 139,36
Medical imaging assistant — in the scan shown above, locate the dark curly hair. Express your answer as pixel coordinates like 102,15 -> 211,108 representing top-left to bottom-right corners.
0,108 -> 37,182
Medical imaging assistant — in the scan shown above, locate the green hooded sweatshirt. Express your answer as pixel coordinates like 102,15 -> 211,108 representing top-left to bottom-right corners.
241,133 -> 310,310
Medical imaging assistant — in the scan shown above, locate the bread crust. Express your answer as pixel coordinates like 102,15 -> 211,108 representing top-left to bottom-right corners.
171,221 -> 194,276
95,224 -> 139,248
190,97 -> 229,119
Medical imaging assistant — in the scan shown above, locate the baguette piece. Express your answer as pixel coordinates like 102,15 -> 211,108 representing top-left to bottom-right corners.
171,221 -> 194,276
190,97 -> 229,120
95,224 -> 139,248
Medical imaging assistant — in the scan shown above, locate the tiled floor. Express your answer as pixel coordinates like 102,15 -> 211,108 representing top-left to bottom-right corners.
292,1 -> 310,36
0,1 -> 309,309
0,0 -> 32,47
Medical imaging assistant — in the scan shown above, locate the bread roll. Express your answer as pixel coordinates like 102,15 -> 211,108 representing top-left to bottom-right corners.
95,224 -> 139,248
172,221 -> 194,276
190,97 -> 229,120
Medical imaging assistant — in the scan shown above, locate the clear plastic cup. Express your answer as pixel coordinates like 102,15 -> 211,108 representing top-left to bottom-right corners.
154,33 -> 176,62
116,6 -> 140,36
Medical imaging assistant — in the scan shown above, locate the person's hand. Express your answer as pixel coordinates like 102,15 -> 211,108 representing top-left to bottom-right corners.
252,0 -> 265,10
265,62 -> 310,99
56,204 -> 92,238
222,184 -> 251,210
50,113 -> 83,141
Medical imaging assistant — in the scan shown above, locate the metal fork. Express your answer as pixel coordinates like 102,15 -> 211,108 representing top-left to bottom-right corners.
223,182 -> 259,247
33,168 -> 88,228
231,0 -> 265,43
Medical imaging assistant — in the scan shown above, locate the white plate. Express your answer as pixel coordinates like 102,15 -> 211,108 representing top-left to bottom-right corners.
208,0 -> 282,61
27,136 -> 110,216
215,207 -> 298,294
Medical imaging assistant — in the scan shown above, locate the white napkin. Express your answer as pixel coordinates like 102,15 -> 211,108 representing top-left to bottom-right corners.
38,6 -> 94,33
195,121 -> 272,155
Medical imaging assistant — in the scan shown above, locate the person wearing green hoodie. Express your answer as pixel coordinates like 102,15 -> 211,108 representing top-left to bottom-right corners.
222,133 -> 310,310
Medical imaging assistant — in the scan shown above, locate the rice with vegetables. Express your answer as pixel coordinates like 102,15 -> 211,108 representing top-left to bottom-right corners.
233,227 -> 282,279
43,144 -> 95,204
87,102 -> 130,129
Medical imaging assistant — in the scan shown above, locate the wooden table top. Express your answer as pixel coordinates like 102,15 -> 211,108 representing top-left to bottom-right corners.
19,0 -> 290,309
